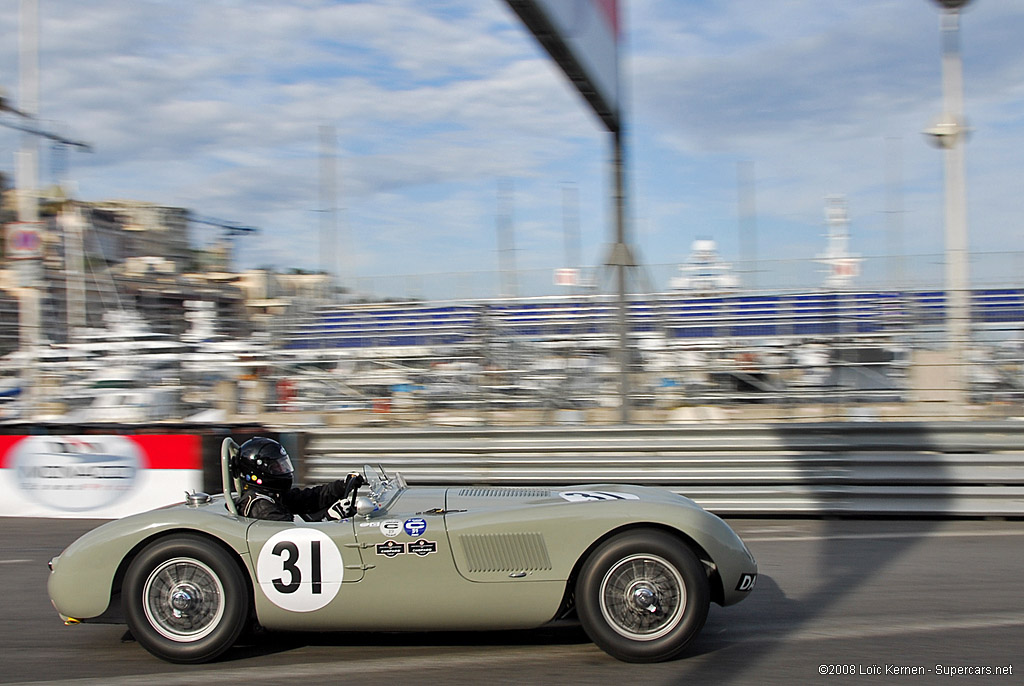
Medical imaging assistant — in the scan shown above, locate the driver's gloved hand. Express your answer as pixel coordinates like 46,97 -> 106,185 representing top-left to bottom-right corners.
326,499 -> 355,520
331,474 -> 363,499
345,473 -> 365,492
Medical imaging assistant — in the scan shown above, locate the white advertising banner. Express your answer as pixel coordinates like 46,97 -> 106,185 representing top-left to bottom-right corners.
0,434 -> 203,519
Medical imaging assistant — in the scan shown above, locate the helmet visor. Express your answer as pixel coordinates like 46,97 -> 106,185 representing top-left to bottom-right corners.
267,453 -> 294,475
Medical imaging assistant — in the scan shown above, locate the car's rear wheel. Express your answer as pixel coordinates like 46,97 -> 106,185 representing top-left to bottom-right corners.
576,530 -> 709,662
122,535 -> 248,663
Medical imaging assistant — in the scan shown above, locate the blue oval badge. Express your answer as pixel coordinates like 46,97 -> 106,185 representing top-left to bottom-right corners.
404,518 -> 427,537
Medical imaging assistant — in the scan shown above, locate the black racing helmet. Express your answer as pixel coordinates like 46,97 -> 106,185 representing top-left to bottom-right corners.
235,437 -> 294,495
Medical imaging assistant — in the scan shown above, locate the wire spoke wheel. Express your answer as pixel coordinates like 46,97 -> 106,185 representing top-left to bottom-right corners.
143,557 -> 226,642
124,535 -> 248,663
576,531 -> 709,662
599,553 -> 686,641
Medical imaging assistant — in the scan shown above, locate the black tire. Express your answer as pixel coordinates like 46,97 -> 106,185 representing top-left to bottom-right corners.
575,530 -> 710,663
122,534 -> 249,663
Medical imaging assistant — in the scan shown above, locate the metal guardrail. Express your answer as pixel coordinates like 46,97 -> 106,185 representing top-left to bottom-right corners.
300,422 -> 1024,517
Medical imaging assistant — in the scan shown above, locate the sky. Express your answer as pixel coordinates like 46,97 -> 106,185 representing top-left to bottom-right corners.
1,0 -> 1022,300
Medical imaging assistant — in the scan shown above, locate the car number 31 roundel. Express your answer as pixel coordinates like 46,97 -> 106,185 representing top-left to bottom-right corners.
256,529 -> 344,612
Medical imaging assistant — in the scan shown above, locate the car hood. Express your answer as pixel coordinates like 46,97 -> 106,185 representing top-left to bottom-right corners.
444,483 -> 703,512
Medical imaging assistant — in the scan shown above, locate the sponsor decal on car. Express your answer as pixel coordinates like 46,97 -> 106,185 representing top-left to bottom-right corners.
736,573 -> 757,592
376,541 -> 405,558
558,490 -> 641,503
408,540 -> 438,557
380,518 -> 403,537
403,517 -> 427,537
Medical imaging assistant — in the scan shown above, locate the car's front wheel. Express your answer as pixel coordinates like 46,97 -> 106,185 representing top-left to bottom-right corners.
122,534 -> 249,663
576,530 -> 710,662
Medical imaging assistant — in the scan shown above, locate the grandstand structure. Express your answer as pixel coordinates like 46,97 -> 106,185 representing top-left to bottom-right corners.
260,287 -> 1024,421
282,288 -> 1024,351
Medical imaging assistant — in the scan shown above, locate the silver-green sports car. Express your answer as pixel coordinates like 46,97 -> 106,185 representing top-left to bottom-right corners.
47,439 -> 757,664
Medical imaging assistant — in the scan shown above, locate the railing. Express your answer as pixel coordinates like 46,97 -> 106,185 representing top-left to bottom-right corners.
300,422 -> 1024,517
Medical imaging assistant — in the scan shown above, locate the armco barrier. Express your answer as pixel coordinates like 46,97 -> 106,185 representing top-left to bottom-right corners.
299,422 -> 1024,517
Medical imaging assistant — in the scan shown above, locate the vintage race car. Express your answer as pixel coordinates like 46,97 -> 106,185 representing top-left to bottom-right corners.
48,438 -> 756,664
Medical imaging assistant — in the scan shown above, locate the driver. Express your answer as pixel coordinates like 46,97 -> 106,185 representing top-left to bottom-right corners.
232,437 -> 363,521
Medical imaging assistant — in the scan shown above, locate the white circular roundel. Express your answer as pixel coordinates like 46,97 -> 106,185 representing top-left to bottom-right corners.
380,518 -> 403,538
256,528 -> 343,612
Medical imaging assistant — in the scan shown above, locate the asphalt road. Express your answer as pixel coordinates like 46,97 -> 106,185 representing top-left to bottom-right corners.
2,517 -> 1021,686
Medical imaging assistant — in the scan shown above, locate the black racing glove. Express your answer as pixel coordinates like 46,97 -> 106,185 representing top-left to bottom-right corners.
331,473 -> 364,500
345,473 -> 365,493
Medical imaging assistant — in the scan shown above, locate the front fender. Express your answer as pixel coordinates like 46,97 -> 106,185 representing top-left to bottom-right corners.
48,503 -> 251,621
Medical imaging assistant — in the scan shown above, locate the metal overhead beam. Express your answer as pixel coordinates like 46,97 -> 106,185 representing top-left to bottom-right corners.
504,0 -> 620,133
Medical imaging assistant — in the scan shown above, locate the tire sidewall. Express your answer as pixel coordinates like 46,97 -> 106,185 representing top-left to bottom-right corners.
576,530 -> 710,663
123,534 -> 248,663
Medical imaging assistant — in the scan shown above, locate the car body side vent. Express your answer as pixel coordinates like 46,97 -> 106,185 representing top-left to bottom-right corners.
457,488 -> 552,498
459,533 -> 553,573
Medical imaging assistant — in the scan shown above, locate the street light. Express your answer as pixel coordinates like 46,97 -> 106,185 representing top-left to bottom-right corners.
924,0 -> 972,151
924,0 -> 972,412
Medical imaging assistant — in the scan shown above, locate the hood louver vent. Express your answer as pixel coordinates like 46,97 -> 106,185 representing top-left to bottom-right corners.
457,488 -> 552,498
459,533 -> 552,573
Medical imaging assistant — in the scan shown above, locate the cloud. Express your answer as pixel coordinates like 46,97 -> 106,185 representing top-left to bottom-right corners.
2,0 -> 1022,295
623,0 -> 1024,279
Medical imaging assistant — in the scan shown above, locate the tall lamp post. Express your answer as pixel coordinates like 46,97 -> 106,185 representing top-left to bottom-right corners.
924,0 -> 972,411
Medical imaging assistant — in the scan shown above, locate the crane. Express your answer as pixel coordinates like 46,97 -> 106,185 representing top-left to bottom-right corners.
190,214 -> 259,271
0,87 -> 91,149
